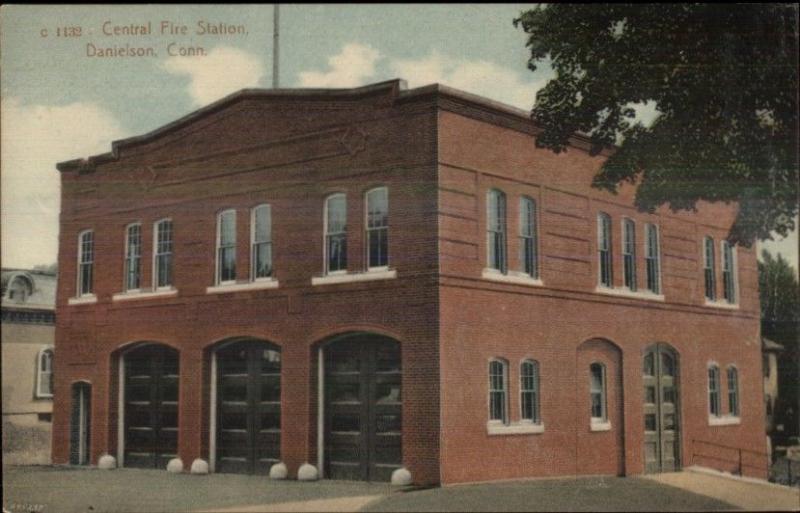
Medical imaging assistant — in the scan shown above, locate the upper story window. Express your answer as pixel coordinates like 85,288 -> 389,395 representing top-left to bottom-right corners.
519,197 -> 539,279
325,193 -> 347,274
708,364 -> 721,417
124,223 -> 142,291
721,241 -> 737,303
77,230 -> 94,296
488,359 -> 508,424
597,213 -> 613,288
216,210 -> 237,285
645,223 -> 661,294
520,359 -> 541,423
590,362 -> 607,422
486,189 -> 507,273
727,366 -> 740,417
366,187 -> 389,270
622,218 -> 637,291
251,204 -> 273,280
703,237 -> 716,301
36,348 -> 54,398
154,219 -> 173,289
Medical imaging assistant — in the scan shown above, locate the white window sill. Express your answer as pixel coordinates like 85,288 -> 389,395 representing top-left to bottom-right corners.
487,421 -> 545,436
594,286 -> 665,302
708,415 -> 741,426
590,420 -> 612,432
482,268 -> 544,287
68,295 -> 97,305
206,279 -> 279,294
704,299 -> 739,310
34,394 -> 54,400
311,269 -> 397,286
112,288 -> 178,302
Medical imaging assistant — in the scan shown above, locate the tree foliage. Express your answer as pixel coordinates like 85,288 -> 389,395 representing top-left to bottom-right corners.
514,4 -> 798,245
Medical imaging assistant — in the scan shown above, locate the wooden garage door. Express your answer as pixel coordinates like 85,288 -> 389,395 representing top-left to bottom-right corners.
216,341 -> 281,474
324,335 -> 402,481
124,345 -> 179,469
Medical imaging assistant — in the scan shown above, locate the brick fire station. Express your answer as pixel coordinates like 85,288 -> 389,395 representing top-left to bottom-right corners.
52,79 -> 767,484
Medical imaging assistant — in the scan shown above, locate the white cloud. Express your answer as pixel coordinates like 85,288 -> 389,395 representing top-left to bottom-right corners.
391,51 -> 544,110
298,43 -> 381,88
161,46 -> 265,106
1,97 -> 125,268
296,44 -> 544,110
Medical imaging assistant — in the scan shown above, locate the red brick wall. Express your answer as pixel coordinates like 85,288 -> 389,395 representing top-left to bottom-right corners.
435,108 -> 765,484
53,86 -> 442,484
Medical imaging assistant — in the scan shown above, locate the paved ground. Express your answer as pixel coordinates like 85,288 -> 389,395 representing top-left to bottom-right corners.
644,467 -> 800,512
3,465 -> 798,513
363,475 -> 736,512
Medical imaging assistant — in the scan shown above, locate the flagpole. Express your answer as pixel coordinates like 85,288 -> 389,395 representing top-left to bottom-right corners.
273,4 -> 280,88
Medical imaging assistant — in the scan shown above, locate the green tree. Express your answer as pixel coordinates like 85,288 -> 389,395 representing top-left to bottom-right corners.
514,4 -> 798,245
759,250 -> 800,437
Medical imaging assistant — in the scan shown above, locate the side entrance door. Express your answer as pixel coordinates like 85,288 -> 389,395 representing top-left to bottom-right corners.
643,344 -> 681,473
324,335 -> 402,481
70,382 -> 91,465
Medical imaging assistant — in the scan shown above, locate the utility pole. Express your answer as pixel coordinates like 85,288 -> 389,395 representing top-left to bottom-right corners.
273,4 -> 280,88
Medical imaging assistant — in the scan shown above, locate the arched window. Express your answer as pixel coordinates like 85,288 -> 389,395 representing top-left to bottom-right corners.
520,360 -> 540,423
597,213 -> 613,287
622,218 -> 637,291
727,366 -> 739,417
77,230 -> 94,296
124,223 -> 142,291
488,359 -> 508,424
8,276 -> 32,303
216,210 -> 237,284
645,223 -> 661,294
519,197 -> 538,278
154,219 -> 173,289
251,204 -> 273,280
708,364 -> 721,417
703,237 -> 716,300
365,187 -> 389,269
36,348 -> 54,398
722,241 -> 737,304
324,194 -> 347,274
590,362 -> 607,422
486,189 -> 507,273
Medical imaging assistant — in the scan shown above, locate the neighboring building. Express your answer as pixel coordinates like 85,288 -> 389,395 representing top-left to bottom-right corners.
52,80 -> 766,484
763,337 -> 784,434
2,269 -> 56,464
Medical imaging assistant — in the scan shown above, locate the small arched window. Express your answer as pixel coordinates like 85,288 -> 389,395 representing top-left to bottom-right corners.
708,364 -> 721,417
590,362 -> 607,422
325,193 -> 347,274
520,360 -> 540,423
365,187 -> 389,269
488,359 -> 508,424
36,348 -> 54,398
727,366 -> 739,417
486,189 -> 507,273
216,209 -> 237,284
519,197 -> 538,279
597,213 -> 613,287
251,204 -> 273,280
645,223 -> 661,294
703,237 -> 716,300
622,218 -> 637,291
77,230 -> 94,296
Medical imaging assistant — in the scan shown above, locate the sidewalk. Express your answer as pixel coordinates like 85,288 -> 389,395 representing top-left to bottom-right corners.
642,467 -> 800,511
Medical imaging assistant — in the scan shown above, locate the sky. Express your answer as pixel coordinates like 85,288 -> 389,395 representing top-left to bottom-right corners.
1,4 -> 797,273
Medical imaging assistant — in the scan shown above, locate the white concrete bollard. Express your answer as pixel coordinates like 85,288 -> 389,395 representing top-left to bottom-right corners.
269,462 -> 288,480
190,458 -> 209,475
391,467 -> 412,486
297,463 -> 318,481
97,454 -> 117,470
166,458 -> 184,473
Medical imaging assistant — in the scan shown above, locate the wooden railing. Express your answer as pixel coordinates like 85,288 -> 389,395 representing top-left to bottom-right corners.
690,438 -> 770,476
